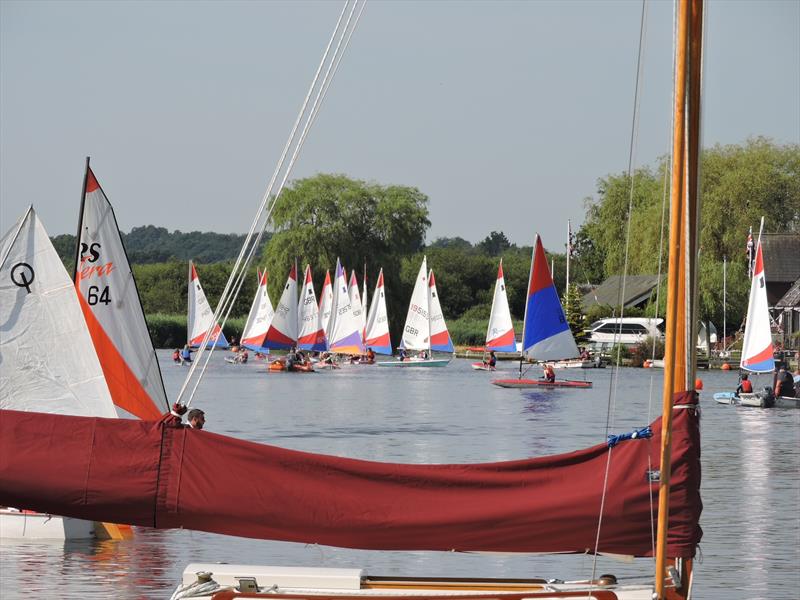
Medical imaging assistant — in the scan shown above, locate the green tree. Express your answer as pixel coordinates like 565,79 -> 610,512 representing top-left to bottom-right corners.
477,231 -> 514,256
563,283 -> 588,343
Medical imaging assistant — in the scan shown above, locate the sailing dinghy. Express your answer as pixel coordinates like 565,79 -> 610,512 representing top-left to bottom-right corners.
240,271 -> 274,353
472,259 -> 516,371
493,236 -> 590,388
188,261 -> 229,348
297,265 -> 327,352
364,268 -> 392,355
378,257 -> 452,367
326,259 -> 365,355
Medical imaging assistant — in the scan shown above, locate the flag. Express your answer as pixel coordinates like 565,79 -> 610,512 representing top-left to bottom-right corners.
746,226 -> 754,277
567,220 -> 576,258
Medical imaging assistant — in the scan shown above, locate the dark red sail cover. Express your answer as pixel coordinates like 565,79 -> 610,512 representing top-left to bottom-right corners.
0,392 -> 701,557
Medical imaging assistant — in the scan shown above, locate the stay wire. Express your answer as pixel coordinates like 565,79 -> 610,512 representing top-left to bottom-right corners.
177,0 -> 357,406
591,0 -> 648,585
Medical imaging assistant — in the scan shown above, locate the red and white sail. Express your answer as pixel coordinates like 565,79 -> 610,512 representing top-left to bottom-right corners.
240,271 -> 274,351
348,271 -> 366,344
328,259 -> 364,354
74,165 -> 168,420
0,207 -> 116,418
187,261 -> 228,348
741,225 -> 775,373
319,270 -> 334,341
428,270 -> 454,353
262,263 -> 298,350
400,257 -> 430,351
297,265 -> 327,351
364,268 -> 392,354
485,259 -> 517,353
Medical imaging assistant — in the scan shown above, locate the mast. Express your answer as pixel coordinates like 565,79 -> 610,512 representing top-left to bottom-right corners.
565,220 -> 571,312
654,0 -> 703,597
722,255 -> 726,352
72,156 -> 91,281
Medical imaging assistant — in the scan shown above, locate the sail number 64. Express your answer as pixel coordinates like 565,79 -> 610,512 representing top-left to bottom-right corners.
87,285 -> 111,306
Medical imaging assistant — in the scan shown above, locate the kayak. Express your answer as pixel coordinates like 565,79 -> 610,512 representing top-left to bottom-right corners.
492,378 -> 592,389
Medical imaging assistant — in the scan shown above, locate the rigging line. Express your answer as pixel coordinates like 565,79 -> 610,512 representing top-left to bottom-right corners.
593,0 -> 648,584
177,0 -> 354,405
186,1 -> 365,405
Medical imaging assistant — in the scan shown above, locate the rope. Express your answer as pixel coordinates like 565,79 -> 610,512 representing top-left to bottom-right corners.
607,426 -> 652,448
169,580 -> 230,600
592,0 -> 648,586
177,0 -> 365,407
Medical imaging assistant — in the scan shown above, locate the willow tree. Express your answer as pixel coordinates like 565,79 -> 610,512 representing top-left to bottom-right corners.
262,173 -> 430,312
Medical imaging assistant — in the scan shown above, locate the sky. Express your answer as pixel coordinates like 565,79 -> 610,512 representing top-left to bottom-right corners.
1,0 -> 798,247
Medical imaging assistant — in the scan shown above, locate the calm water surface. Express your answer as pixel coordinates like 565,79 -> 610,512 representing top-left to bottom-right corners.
1,351 -> 798,599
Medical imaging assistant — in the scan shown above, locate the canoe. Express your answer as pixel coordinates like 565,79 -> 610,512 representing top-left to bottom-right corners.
492,378 -> 592,389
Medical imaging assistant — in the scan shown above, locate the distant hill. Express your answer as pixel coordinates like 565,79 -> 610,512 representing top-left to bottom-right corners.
51,225 -> 270,267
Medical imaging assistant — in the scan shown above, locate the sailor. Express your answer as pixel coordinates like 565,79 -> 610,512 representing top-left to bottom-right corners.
398,348 -> 407,361
366,347 -> 376,363
736,373 -> 753,395
172,348 -> 181,363
543,363 -> 556,383
180,344 -> 193,363
774,368 -> 796,398
485,351 -> 497,369
187,408 -> 205,430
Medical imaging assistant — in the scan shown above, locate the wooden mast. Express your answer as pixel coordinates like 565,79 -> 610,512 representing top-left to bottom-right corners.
655,0 -> 703,598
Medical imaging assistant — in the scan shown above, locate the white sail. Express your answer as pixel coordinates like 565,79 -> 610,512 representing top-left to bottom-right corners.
348,270 -> 366,344
0,207 -> 116,417
740,226 -> 775,373
262,264 -> 299,349
485,259 -> 517,352
428,269 -> 453,353
187,261 -> 228,348
400,257 -> 430,351
297,265 -> 326,351
328,259 -> 364,354
364,268 -> 392,354
362,272 -> 368,327
319,270 -> 334,341
75,165 -> 167,420
241,271 -> 274,350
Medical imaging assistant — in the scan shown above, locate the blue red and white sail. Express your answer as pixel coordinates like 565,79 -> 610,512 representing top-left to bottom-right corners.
188,261 -> 228,348
485,259 -> 517,352
521,235 -> 579,361
428,270 -> 454,353
297,265 -> 327,351
262,263 -> 299,350
240,270 -> 274,351
364,268 -> 392,355
327,259 -> 364,354
740,224 -> 774,373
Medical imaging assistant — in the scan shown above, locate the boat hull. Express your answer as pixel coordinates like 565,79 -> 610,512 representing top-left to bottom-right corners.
471,362 -> 495,371
774,395 -> 800,409
492,378 -> 592,389
551,360 -> 599,369
712,391 -> 774,408
377,359 -> 451,368
0,509 -> 95,539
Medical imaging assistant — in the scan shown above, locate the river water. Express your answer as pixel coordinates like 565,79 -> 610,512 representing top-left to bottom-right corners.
1,350 -> 798,599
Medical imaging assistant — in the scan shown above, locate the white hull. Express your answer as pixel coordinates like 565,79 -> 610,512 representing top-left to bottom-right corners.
774,395 -> 800,409
377,358 -> 451,368
175,563 -> 654,600
0,509 -> 95,539
551,359 -> 598,369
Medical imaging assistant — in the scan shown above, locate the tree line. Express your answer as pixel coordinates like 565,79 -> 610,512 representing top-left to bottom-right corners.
51,138 -> 799,347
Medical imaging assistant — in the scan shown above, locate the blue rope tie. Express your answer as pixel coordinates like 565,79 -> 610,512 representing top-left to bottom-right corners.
607,426 -> 652,448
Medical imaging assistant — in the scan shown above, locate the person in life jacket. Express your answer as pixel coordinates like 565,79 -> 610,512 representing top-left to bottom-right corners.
543,363 -> 556,383
736,373 -> 753,395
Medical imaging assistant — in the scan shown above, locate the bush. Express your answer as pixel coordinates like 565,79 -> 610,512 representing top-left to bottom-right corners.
145,313 -> 245,349
629,335 -> 665,367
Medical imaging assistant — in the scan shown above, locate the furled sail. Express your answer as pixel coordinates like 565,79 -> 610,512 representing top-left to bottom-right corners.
74,165 -> 168,420
0,208 -> 117,418
0,393 -> 701,557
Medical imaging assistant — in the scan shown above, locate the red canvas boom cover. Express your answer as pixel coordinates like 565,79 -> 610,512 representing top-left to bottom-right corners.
0,392 -> 701,557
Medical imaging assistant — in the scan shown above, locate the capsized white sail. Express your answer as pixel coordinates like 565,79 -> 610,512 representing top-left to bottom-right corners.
240,270 -> 274,351
740,223 -> 775,373
0,207 -> 116,418
263,263 -> 299,350
364,268 -> 391,354
74,164 -> 168,420
400,257 -> 430,351
298,265 -> 326,351
485,259 -> 517,353
187,261 -> 228,348
428,269 -> 453,353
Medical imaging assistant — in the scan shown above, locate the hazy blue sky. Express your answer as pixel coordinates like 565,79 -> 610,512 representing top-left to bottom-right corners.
1,0 -> 798,247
